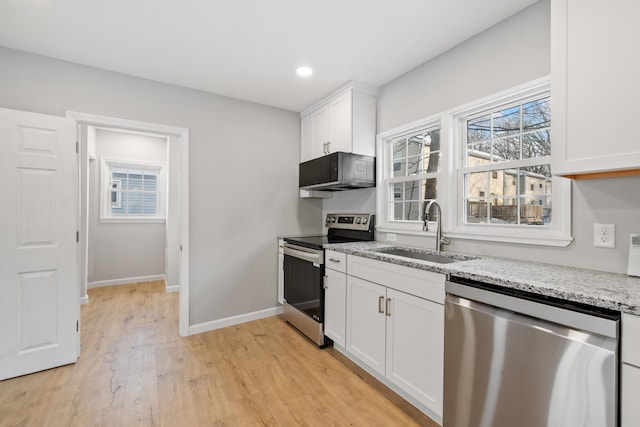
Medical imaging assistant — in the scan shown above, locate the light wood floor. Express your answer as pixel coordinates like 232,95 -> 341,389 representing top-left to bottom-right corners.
0,281 -> 438,426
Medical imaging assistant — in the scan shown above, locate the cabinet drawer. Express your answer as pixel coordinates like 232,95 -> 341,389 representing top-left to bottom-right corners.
347,255 -> 444,304
326,250 -> 347,273
623,313 -> 640,367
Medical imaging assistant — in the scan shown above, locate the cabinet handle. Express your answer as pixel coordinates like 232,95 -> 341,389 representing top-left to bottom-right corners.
329,258 -> 341,263
323,276 -> 328,289
326,141 -> 331,153
378,296 -> 385,314
323,142 -> 328,154
386,298 -> 391,317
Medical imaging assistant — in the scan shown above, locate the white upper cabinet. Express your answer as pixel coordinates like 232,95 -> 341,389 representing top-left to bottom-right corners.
551,0 -> 640,179
300,82 -> 378,162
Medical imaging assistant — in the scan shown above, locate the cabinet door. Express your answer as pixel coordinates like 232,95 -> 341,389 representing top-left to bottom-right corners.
310,105 -> 330,160
300,114 -> 312,162
346,276 -> 386,376
327,91 -> 352,154
324,268 -> 347,347
386,289 -> 443,416
552,0 -> 640,176
622,364 -> 640,427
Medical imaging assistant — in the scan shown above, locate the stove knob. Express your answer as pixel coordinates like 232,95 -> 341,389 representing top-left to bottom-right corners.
331,217 -> 337,223
356,217 -> 362,224
362,217 -> 368,224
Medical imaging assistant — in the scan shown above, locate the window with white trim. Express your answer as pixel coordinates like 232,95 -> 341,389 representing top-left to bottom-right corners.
100,158 -> 165,223
451,79 -> 571,246
377,78 -> 572,246
376,118 -> 442,232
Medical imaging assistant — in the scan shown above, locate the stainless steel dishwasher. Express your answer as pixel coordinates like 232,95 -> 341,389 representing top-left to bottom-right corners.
444,276 -> 620,427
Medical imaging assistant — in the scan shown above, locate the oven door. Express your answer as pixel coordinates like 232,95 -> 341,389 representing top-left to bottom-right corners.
283,243 -> 324,322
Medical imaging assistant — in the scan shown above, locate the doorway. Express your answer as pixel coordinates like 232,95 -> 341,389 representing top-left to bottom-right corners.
69,112 -> 190,337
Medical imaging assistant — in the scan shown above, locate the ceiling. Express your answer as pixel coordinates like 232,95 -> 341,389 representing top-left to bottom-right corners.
0,0 -> 538,112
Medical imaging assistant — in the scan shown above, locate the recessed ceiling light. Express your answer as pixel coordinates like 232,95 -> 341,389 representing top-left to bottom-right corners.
296,66 -> 313,77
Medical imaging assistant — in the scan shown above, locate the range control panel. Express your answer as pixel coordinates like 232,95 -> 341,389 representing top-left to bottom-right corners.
326,213 -> 374,231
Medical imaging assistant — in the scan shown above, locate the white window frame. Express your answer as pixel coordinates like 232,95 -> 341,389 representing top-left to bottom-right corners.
100,158 -> 166,223
376,115 -> 446,235
376,77 -> 572,247
447,78 -> 572,246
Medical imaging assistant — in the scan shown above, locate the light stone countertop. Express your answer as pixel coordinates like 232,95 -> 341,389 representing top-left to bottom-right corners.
323,241 -> 640,316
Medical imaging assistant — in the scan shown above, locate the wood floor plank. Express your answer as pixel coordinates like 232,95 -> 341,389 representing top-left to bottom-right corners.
0,280 -> 438,427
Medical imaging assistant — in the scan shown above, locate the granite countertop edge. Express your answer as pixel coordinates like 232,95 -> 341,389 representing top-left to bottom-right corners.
324,241 -> 640,316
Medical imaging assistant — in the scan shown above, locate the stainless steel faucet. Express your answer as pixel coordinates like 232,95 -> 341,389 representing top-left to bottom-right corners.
423,200 -> 450,253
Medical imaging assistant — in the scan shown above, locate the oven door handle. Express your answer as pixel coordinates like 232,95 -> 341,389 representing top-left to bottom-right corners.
283,244 -> 323,264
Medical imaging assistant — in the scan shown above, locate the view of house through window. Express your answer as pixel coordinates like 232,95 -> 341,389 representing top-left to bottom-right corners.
463,96 -> 551,226
390,128 -> 441,222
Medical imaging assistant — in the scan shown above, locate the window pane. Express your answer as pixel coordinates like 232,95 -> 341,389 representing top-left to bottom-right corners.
393,139 -> 406,160
520,197 -> 545,225
404,181 -> 421,201
407,156 -> 421,175
519,165 -> 551,195
406,202 -> 420,221
522,131 -> 551,158
466,199 -> 487,223
393,159 -> 406,177
466,172 -> 488,198
492,105 -> 520,137
492,136 -> 520,162
490,198 -> 518,225
407,136 -> 423,156
393,183 -> 402,201
423,178 -> 437,201
523,98 -> 550,131
393,202 -> 403,221
467,142 -> 491,166
424,151 -> 440,173
467,115 -> 490,143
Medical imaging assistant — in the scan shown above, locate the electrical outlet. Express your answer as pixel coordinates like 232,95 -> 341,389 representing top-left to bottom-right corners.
594,223 -> 616,248
386,233 -> 397,242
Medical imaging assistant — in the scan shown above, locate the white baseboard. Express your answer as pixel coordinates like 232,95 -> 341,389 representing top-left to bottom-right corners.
165,284 -> 180,293
80,295 -> 89,305
189,305 -> 284,336
87,274 -> 166,289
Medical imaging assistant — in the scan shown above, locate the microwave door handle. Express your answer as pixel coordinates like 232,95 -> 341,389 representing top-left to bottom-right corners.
283,246 -> 322,264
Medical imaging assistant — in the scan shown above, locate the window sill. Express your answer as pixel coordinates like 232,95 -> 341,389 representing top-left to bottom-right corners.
377,226 -> 574,247
100,217 -> 166,224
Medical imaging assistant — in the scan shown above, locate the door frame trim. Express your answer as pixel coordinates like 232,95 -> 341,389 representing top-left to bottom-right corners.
66,111 -> 191,337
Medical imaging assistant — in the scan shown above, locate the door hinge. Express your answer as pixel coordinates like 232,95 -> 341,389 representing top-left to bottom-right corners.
76,320 -> 79,332
76,231 -> 79,242
75,141 -> 79,154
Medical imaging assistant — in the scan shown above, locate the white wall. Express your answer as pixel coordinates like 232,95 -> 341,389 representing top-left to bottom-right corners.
0,46 -> 323,326
375,0 -> 640,274
88,128 -> 167,283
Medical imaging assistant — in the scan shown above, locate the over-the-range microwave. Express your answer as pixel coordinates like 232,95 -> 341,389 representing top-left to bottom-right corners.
299,152 -> 375,191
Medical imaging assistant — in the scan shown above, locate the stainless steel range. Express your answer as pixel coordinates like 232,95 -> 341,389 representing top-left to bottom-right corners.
282,213 -> 374,347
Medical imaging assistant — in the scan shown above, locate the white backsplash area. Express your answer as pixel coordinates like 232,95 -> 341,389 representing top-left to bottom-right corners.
321,187 -> 376,232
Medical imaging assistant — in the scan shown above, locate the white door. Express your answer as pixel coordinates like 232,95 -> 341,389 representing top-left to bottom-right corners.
346,276 -> 386,376
0,108 -> 79,380
327,91 -> 352,154
386,288 -> 444,415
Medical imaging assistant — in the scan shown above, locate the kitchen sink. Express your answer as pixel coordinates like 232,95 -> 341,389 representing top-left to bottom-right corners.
373,247 -> 474,264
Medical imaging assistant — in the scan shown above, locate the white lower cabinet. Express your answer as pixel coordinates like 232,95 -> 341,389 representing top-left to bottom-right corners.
324,267 -> 347,347
385,288 -> 443,412
622,313 -> 640,427
345,256 -> 444,419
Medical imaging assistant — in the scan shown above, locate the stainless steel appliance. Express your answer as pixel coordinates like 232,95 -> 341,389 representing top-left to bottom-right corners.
444,276 -> 620,427
282,213 -> 374,346
299,152 -> 375,191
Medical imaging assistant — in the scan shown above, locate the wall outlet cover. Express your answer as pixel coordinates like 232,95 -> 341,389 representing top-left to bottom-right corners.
594,223 -> 616,248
